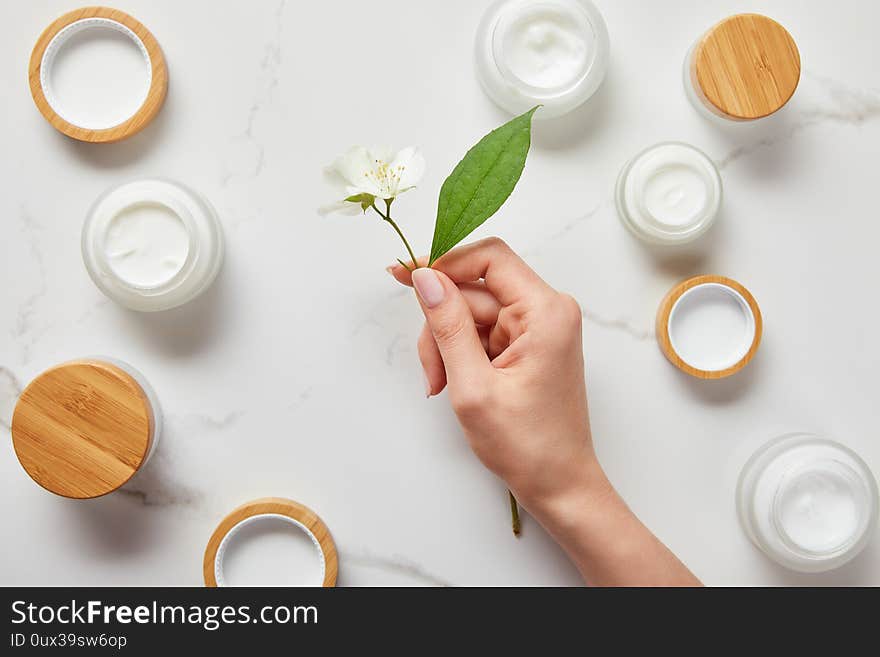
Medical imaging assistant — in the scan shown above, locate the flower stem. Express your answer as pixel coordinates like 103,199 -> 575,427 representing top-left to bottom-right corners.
371,202 -> 419,270
509,490 -> 521,537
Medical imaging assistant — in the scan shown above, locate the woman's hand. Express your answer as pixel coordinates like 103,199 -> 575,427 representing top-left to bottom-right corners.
388,237 -> 600,509
389,237 -> 701,586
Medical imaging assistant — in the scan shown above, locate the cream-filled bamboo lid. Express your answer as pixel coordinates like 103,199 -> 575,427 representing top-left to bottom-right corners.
11,359 -> 155,499
689,14 -> 800,121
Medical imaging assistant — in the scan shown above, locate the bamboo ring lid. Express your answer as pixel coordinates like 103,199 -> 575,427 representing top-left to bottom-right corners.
656,275 -> 762,379
690,14 -> 800,121
204,498 -> 339,587
11,359 -> 155,499
28,6 -> 168,142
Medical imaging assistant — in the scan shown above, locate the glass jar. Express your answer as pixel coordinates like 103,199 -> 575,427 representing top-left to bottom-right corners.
475,0 -> 609,119
615,142 -> 722,245
737,434 -> 879,573
683,14 -> 800,122
82,178 -> 224,312
11,357 -> 162,499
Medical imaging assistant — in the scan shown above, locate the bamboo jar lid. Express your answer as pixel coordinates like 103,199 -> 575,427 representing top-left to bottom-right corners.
28,6 -> 168,142
689,14 -> 800,121
656,275 -> 762,379
11,359 -> 156,499
204,498 -> 339,587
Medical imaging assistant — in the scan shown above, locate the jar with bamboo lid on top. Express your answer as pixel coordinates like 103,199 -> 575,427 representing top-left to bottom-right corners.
11,358 -> 161,499
684,13 -> 801,122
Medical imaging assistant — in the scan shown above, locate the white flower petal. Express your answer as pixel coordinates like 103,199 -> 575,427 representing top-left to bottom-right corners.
318,200 -> 364,217
368,146 -> 393,164
323,165 -> 350,194
333,146 -> 373,188
392,146 -> 426,192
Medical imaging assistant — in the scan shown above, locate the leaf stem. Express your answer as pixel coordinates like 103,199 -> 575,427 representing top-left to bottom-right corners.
371,201 -> 419,270
509,490 -> 521,537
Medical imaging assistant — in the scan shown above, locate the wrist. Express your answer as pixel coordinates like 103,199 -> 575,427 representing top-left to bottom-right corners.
517,455 -> 617,532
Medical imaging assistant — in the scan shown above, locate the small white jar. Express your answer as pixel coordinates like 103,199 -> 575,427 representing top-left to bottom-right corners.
683,14 -> 800,123
615,142 -> 722,245
82,178 -> 224,312
11,357 -> 162,499
475,0 -> 609,119
737,434 -> 879,573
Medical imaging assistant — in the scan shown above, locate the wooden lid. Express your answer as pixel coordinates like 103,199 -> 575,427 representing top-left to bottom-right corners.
204,497 -> 339,587
691,14 -> 800,120
11,359 -> 154,499
28,6 -> 168,142
656,275 -> 762,379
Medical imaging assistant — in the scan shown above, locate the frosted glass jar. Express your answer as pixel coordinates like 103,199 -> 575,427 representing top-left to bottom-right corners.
615,142 -> 722,245
82,178 -> 224,311
475,0 -> 609,119
683,14 -> 800,122
737,434 -> 879,573
11,357 -> 161,499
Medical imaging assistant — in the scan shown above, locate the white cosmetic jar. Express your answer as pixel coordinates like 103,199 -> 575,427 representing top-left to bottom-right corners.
82,178 -> 224,312
737,434 -> 879,573
11,357 -> 161,499
475,0 -> 610,119
615,142 -> 722,245
683,14 -> 800,123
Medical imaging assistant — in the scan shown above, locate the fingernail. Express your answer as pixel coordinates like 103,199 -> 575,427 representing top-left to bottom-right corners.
385,265 -> 397,276
412,268 -> 445,308
423,372 -> 432,398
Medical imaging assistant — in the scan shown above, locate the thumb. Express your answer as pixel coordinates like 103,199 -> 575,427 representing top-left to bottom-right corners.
411,267 -> 490,388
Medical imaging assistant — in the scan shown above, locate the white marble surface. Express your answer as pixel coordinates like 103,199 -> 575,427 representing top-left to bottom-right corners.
2,0 -> 879,586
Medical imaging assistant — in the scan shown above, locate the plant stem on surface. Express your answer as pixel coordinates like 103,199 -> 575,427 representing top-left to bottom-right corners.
371,201 -> 418,270
509,490 -> 521,537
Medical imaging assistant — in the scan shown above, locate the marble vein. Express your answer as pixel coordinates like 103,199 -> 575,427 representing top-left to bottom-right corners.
176,410 -> 246,431
0,366 -> 23,432
289,386 -> 314,410
116,485 -> 203,509
13,208 -> 49,362
581,307 -> 654,342
351,288 -> 410,337
717,72 -> 880,170
117,436 -> 207,509
342,550 -> 452,586
385,333 -> 405,366
221,0 -> 286,186
548,199 -> 609,241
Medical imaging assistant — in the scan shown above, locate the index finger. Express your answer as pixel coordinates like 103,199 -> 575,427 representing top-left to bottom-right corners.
387,237 -> 553,305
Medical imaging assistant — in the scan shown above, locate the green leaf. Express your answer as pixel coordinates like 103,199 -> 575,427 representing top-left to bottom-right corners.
429,106 -> 538,264
345,193 -> 375,212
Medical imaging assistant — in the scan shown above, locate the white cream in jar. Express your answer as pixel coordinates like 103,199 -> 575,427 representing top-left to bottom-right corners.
104,202 -> 190,288
616,142 -> 721,245
82,179 -> 224,312
737,434 -> 879,573
475,0 -> 609,119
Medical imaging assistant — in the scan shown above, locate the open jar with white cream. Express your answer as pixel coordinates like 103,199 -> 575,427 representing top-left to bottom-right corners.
82,178 -> 224,311
616,142 -> 722,245
737,434 -> 879,573
475,0 -> 609,119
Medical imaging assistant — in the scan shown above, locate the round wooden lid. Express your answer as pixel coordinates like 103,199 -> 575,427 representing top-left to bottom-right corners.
203,498 -> 339,587
11,360 -> 153,499
692,14 -> 800,120
28,6 -> 168,143
655,275 -> 763,379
